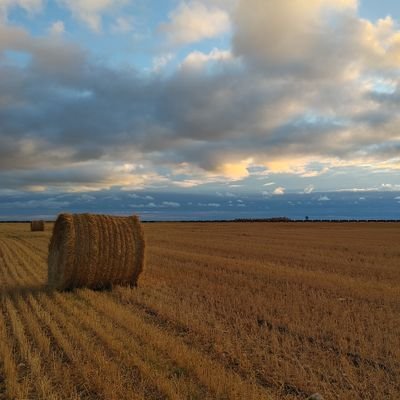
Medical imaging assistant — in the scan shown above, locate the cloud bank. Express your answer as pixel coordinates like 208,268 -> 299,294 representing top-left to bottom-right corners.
0,0 -> 400,195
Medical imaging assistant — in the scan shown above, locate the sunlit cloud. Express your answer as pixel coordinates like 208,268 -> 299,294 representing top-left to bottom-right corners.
218,159 -> 252,180
181,48 -> 232,70
273,187 -> 286,196
160,1 -> 230,46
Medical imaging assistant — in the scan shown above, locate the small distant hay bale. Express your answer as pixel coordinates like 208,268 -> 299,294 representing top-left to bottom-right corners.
31,220 -> 45,232
48,213 -> 145,291
307,394 -> 324,400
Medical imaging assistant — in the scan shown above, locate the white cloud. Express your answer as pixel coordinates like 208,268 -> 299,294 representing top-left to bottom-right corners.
181,48 -> 232,70
334,188 -> 378,192
381,183 -> 400,190
152,53 -> 174,72
198,202 -> 220,207
173,179 -> 205,188
111,16 -> 133,33
304,185 -> 314,194
160,1 -> 230,46
58,0 -> 127,32
162,201 -> 180,207
216,191 -> 236,198
130,202 -> 157,208
0,0 -> 42,18
128,193 -> 155,201
273,187 -> 285,195
49,20 -> 65,35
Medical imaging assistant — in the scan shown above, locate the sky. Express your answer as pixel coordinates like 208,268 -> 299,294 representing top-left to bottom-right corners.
0,0 -> 400,220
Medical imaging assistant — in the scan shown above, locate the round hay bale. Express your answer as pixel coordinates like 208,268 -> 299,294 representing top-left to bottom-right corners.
31,220 -> 45,232
48,213 -> 145,290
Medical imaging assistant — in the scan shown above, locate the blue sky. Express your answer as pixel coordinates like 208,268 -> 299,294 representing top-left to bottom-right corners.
0,0 -> 400,219
360,0 -> 400,20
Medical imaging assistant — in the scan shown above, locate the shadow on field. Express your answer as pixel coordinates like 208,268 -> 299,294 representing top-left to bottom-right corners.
0,283 -> 118,297
0,284 -> 52,297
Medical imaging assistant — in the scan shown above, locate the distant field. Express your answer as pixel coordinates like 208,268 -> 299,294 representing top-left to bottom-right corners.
0,222 -> 399,400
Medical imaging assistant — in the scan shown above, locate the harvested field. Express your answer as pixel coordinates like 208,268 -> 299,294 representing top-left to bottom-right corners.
0,222 -> 399,400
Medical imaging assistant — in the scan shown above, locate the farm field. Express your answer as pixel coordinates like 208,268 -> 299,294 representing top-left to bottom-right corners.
0,222 -> 399,400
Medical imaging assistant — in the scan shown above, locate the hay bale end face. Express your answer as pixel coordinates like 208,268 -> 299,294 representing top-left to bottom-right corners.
31,220 -> 45,231
48,213 -> 145,290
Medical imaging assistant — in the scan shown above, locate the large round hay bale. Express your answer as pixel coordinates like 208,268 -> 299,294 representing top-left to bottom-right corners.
31,220 -> 45,231
48,213 -> 145,290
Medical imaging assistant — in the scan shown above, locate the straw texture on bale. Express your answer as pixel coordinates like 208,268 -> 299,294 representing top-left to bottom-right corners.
31,220 -> 45,232
48,213 -> 145,290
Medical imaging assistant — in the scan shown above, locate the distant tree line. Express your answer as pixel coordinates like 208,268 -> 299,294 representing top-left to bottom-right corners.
1,218 -> 399,224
